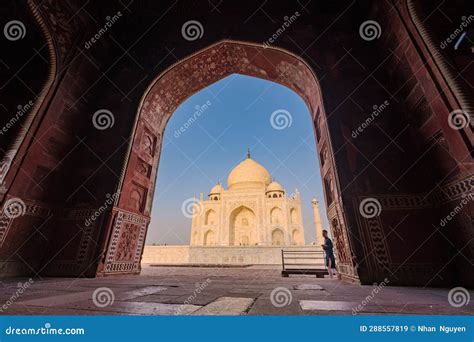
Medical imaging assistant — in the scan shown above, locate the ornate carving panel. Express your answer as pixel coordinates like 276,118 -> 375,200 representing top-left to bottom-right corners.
139,41 -> 321,133
431,175 -> 474,204
136,158 -> 152,178
127,183 -> 147,213
0,197 -> 52,247
103,209 -> 149,274
140,128 -> 156,159
376,195 -> 432,209
365,217 -> 391,271
41,208 -> 98,275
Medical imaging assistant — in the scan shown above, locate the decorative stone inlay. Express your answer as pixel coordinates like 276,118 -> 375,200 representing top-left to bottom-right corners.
139,41 -> 321,133
366,217 -> 391,270
0,197 -> 52,247
104,208 -> 149,274
431,175 -> 474,204
377,195 -> 432,209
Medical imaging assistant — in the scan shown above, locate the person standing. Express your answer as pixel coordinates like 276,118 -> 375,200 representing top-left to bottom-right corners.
321,229 -> 337,278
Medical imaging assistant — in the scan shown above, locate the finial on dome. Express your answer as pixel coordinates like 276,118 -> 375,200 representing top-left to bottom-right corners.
247,147 -> 251,159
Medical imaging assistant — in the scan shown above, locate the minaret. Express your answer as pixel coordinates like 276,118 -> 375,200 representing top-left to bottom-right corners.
311,198 -> 324,245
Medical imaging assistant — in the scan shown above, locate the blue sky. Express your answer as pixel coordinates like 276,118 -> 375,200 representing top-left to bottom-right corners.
147,74 -> 328,245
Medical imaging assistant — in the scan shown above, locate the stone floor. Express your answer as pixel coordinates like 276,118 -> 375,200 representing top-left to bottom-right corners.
0,265 -> 473,315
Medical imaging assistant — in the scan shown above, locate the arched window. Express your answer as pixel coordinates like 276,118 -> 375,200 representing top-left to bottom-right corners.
290,208 -> 298,224
292,229 -> 302,245
229,206 -> 256,246
204,230 -> 215,246
270,207 -> 282,225
205,209 -> 216,225
271,229 -> 284,246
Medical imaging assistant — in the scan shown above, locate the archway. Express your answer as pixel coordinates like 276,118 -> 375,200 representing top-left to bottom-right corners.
0,0 -> 468,287
270,207 -> 283,225
291,229 -> 302,245
203,230 -> 216,246
271,229 -> 284,246
290,208 -> 298,224
205,210 -> 217,226
88,40 -> 350,277
229,206 -> 257,246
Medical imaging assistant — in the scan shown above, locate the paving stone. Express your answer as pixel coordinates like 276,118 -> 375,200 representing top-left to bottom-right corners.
118,286 -> 168,300
3,266 -> 472,315
192,297 -> 255,315
167,294 -> 220,306
293,284 -> 324,290
247,297 -> 302,316
17,290 -> 94,307
126,294 -> 181,303
66,301 -> 201,315
300,300 -> 358,311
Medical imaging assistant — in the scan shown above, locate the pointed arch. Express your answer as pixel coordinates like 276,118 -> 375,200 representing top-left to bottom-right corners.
205,209 -> 217,225
204,230 -> 216,246
290,208 -> 298,224
270,207 -> 283,225
271,228 -> 285,246
229,205 -> 256,246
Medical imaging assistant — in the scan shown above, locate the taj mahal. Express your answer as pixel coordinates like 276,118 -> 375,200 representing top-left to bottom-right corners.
190,151 -> 307,247
142,151 -> 327,266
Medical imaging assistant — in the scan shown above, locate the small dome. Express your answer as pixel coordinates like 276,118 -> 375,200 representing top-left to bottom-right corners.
227,157 -> 271,190
209,183 -> 224,194
266,181 -> 284,192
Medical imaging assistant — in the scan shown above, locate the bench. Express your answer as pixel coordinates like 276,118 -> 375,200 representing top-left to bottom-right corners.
281,249 -> 328,278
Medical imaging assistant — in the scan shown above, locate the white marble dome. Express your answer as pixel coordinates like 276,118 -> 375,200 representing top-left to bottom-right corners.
227,157 -> 272,190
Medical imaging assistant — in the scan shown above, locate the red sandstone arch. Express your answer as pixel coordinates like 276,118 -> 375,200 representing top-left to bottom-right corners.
96,40 -> 353,275
0,1 -> 471,286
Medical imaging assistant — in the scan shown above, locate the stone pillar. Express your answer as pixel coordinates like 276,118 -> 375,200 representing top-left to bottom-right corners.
311,198 -> 324,245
